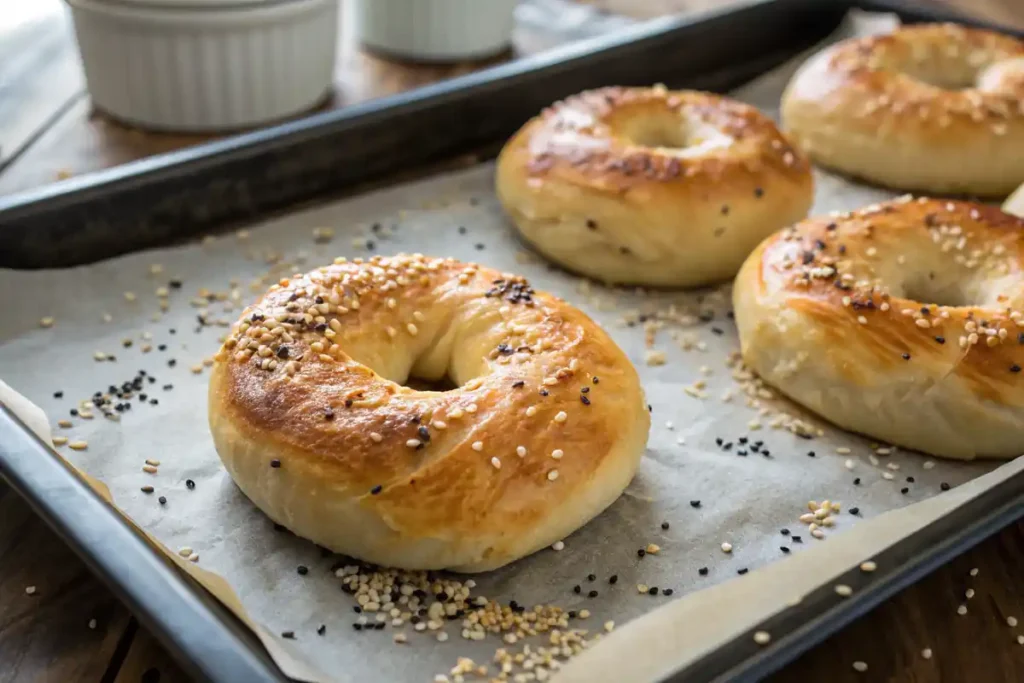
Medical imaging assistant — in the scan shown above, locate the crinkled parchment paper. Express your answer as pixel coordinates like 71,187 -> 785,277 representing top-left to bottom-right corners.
0,11 -> 1018,683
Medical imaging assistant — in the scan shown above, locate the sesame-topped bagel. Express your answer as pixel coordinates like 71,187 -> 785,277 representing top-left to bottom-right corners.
782,24 -> 1024,196
733,196 -> 1024,460
496,86 -> 814,287
208,254 -> 650,571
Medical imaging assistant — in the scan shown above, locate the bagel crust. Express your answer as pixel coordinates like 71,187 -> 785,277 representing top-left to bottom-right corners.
734,196 -> 1024,460
208,254 -> 650,571
496,86 -> 814,287
782,24 -> 1024,196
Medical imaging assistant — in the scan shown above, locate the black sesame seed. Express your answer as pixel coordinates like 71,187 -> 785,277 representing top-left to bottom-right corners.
70,408 -> 78,416
281,631 -> 295,639
588,590 -> 599,598
637,549 -> 646,558
512,380 -> 525,388
163,384 -> 173,390
901,487 -> 909,494
781,529 -> 790,536
690,500 -> 701,508
317,625 -> 326,636
940,482 -> 950,491
737,568 -> 749,575
648,587 -> 659,596
661,521 -> 670,530
370,485 -> 383,495
573,585 -> 581,594
324,408 -> 335,421
754,188 -> 764,198
474,243 -> 485,250
140,486 -> 154,494
721,205 -> 730,215
580,395 -> 591,405
587,574 -> 596,582
609,575 -> 618,584
580,386 -> 590,393
853,477 -> 861,485
906,476 -> 915,483
149,399 -> 158,405
849,507 -> 860,515
168,359 -> 177,367
353,624 -> 363,631
539,389 -> 549,397
1011,364 -> 1021,373
592,377 -> 600,384
53,391 -> 64,399
663,588 -> 674,596
297,565 -> 308,575
698,567 -> 709,576
568,611 -> 577,619
791,535 -> 802,543
935,336 -> 945,344
185,479 -> 195,490
586,219 -> 598,230
270,459 -> 281,469
902,353 -> 911,360
158,496 -> 167,505
418,426 -> 430,441
807,451 -> 816,457
458,226 -> 467,234
780,546 -> 790,554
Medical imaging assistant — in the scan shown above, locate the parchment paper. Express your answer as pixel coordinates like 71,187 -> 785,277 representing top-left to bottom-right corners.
0,11 -> 1014,683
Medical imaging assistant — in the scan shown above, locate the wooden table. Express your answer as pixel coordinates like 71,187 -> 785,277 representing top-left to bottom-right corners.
1,1 -> 1022,682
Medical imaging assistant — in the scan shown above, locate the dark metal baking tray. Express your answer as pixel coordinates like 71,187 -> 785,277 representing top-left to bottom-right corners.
0,0 -> 1021,681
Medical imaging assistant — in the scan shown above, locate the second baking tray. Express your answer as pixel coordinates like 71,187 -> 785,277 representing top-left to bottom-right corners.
0,0 -> 1022,681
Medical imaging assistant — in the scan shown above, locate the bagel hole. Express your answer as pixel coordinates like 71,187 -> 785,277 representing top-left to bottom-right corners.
622,119 -> 691,149
902,274 -> 972,308
403,374 -> 460,393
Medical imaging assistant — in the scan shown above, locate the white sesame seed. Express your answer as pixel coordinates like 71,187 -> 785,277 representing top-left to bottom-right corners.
970,568 -> 979,577
39,316 -> 55,328
406,323 -> 419,336
393,632 -> 407,644
852,661 -> 868,673
923,460 -> 935,469
860,561 -> 877,573
472,441 -> 484,452
436,632 -> 449,643
552,541 -> 565,551
721,542 -> 733,553
553,411 -> 568,423
525,406 -> 537,417
811,529 -> 825,539
178,546 -> 193,557
551,449 -> 564,460
490,457 -> 502,469
835,584 -> 853,597
1008,616 -> 1018,627
547,470 -> 559,481
431,420 -> 447,430
965,588 -> 975,599
142,465 -> 158,474
370,432 -> 383,443
406,439 -> 421,448
922,648 -> 932,659
88,619 -> 97,630
646,543 -> 660,555
68,440 -> 89,451
845,459 -> 856,470
1018,635 -> 1024,645
516,446 -> 527,457
836,447 -> 851,454
957,605 -> 968,615
25,586 -> 36,595
753,631 -> 771,645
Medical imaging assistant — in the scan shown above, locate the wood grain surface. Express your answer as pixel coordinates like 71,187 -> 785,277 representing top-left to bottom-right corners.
0,0 -> 1022,682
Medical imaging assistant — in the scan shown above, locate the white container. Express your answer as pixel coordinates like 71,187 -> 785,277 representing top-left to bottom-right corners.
354,0 -> 518,62
65,0 -> 340,132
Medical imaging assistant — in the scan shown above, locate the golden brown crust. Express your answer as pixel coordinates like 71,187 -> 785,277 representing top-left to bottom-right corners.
208,254 -> 650,570
782,24 -> 1024,196
496,87 -> 814,287
734,196 -> 1024,459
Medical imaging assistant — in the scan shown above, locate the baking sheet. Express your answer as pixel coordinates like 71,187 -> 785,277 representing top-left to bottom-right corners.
0,11 -> 1008,683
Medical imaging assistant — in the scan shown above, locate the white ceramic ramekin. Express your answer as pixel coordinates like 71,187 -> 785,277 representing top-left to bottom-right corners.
65,0 -> 340,132
354,0 -> 518,62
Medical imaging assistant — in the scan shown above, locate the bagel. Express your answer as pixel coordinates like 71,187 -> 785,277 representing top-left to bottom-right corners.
496,86 -> 814,287
781,23 -> 1024,196
733,196 -> 1024,460
208,254 -> 650,571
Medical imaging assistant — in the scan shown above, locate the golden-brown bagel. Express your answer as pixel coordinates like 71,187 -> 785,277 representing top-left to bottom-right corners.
496,86 -> 814,287
734,196 -> 1024,460
208,254 -> 650,571
782,24 -> 1024,196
